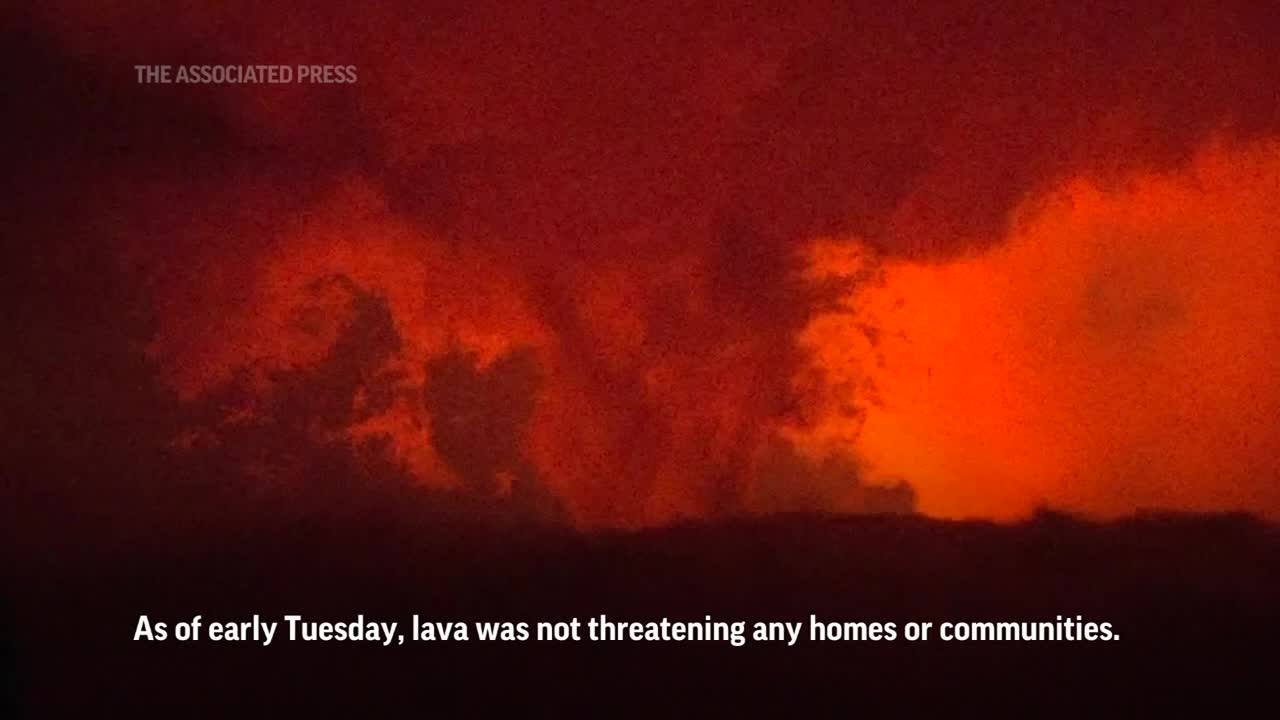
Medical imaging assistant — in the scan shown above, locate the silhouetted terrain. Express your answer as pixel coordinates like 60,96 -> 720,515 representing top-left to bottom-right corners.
4,507 -> 1275,715
5,5 -> 1280,715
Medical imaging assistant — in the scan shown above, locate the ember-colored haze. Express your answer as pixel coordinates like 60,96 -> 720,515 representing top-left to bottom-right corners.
808,140 -> 1280,520
22,1 -> 1280,525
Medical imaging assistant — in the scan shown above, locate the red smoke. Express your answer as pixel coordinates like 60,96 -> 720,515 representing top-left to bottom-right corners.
27,1 -> 1280,525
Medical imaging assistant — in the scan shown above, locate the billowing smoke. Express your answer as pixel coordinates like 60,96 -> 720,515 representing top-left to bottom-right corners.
9,1 -> 1280,526
835,140 -> 1280,520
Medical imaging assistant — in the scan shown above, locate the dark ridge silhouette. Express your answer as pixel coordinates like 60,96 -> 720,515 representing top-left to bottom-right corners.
4,5 -> 1280,713
2,506 -> 1275,715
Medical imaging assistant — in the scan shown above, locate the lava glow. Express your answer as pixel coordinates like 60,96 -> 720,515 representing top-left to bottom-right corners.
817,139 -> 1280,520
23,0 -> 1280,527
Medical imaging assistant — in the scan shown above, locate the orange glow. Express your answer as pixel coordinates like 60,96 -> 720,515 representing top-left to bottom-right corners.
26,0 -> 1280,528
142,139 -> 1280,527
805,138 -> 1280,520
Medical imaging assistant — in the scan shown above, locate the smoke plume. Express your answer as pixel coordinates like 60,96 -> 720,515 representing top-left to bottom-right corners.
8,1 -> 1280,525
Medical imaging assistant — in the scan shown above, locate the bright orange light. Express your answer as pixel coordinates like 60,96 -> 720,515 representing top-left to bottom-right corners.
805,138 -> 1280,520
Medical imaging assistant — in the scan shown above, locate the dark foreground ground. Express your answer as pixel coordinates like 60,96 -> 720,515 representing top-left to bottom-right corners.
3,509 -> 1277,716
